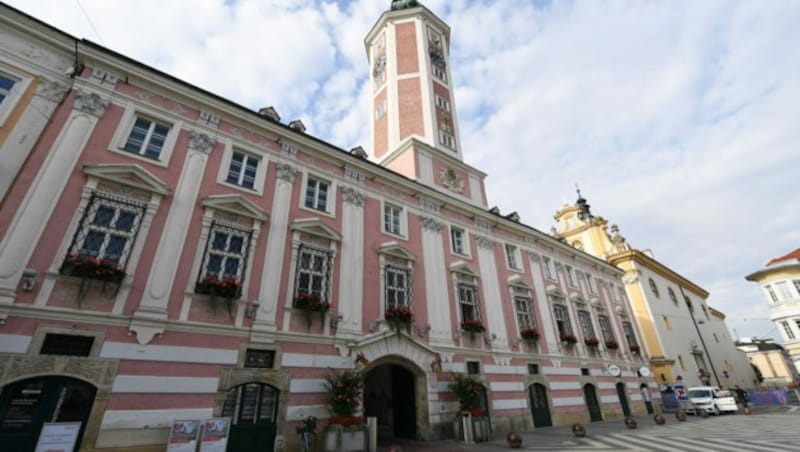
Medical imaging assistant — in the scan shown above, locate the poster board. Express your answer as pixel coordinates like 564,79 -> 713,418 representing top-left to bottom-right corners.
167,419 -> 201,452
199,417 -> 231,452
34,422 -> 81,452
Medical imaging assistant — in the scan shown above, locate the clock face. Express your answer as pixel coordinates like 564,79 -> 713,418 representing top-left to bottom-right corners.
639,366 -> 651,377
608,364 -> 621,377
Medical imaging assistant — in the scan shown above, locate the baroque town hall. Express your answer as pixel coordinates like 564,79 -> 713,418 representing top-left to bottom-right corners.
0,1 -> 658,450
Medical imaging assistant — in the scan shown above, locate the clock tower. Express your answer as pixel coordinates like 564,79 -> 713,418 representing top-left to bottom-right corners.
365,1 -> 488,208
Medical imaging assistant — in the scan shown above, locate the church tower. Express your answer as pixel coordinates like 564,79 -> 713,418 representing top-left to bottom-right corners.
365,1 -> 488,208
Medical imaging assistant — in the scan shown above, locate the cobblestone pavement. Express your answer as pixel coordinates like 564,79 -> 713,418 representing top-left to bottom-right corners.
377,405 -> 800,452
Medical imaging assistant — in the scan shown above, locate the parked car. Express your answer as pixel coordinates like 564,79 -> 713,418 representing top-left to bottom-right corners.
686,386 -> 738,415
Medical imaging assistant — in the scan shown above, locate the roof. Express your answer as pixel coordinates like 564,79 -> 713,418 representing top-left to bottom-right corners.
767,248 -> 800,267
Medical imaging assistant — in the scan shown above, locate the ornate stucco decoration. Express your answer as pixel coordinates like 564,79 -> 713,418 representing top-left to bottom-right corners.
439,166 -> 464,193
341,187 -> 366,207
419,216 -> 442,232
73,91 -> 109,117
280,141 -> 298,158
275,162 -> 296,182
35,79 -> 69,103
474,235 -> 494,249
527,251 -> 541,263
391,0 -> 420,11
475,218 -> 491,231
622,274 -> 639,285
419,196 -> 440,213
188,131 -> 216,154
344,167 -> 365,183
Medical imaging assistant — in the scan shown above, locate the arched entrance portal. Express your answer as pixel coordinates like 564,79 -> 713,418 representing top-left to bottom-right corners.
222,382 -> 278,452
583,384 -> 603,422
0,376 -> 96,452
364,364 -> 416,441
528,383 -> 552,427
616,382 -> 631,417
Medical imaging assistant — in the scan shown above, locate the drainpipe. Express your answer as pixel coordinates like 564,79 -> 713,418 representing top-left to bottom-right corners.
679,286 -> 721,387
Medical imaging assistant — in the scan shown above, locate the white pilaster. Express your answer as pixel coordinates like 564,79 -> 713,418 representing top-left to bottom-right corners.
130,131 -> 215,344
475,236 -> 509,351
419,216 -> 452,346
528,252 -> 558,353
0,91 -> 108,321
250,162 -> 295,342
336,187 -> 366,337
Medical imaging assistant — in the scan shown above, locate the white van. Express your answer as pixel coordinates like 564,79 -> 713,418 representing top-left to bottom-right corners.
686,386 -> 738,415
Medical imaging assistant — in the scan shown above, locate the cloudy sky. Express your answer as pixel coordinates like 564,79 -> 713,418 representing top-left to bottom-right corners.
8,0 -> 798,342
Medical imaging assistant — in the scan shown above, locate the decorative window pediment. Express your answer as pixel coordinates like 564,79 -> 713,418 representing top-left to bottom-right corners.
615,305 -> 628,318
546,285 -> 564,298
377,241 -> 416,261
569,292 -> 586,305
507,275 -> 530,289
291,218 -> 342,242
449,260 -> 478,278
201,194 -> 268,221
591,299 -> 606,311
83,163 -> 169,195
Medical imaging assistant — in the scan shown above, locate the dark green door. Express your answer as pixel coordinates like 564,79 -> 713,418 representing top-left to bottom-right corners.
616,383 -> 631,417
583,384 -> 603,422
0,376 -> 96,452
391,365 -> 416,439
222,383 -> 278,452
528,383 -> 552,427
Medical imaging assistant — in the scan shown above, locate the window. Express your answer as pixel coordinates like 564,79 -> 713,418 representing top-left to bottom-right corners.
0,73 -> 16,105
553,304 -> 572,337
433,65 -> 447,82
304,176 -> 331,213
527,363 -> 539,375
684,295 -> 693,312
581,367 -> 590,376
40,334 -> 94,357
795,319 -> 800,334
374,100 -> 387,119
542,257 -> 555,280
678,355 -> 685,371
782,321 -> 795,340
439,130 -> 455,149
514,296 -> 535,330
598,315 -> 614,342
123,115 -> 171,160
668,287 -> 678,305
197,221 -> 251,288
451,226 -> 468,255
466,361 -> 480,375
648,278 -> 660,298
610,283 -> 620,302
713,333 -> 719,343
505,244 -> 520,270
765,285 -> 779,303
295,245 -> 333,300
622,321 -> 637,347
663,315 -> 671,330
775,282 -> 793,300
385,266 -> 411,308
225,151 -> 260,189
222,383 -> 277,425
701,304 -> 709,319
458,283 -> 480,322
793,280 -> 800,296
383,203 -> 403,236
565,266 -> 576,287
435,95 -> 450,112
578,310 -> 595,339
586,274 -> 597,293
63,193 -> 146,269
244,349 -> 275,369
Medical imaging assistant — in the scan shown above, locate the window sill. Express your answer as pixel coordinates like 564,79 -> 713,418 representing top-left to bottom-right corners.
108,146 -> 169,168
299,204 -> 336,219
217,179 -> 264,196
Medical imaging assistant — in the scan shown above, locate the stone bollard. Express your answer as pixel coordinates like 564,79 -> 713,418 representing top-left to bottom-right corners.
506,432 -> 522,449
699,408 -> 709,418
654,414 -> 666,425
624,417 -> 637,429
572,423 -> 586,437
675,411 -> 687,422
744,406 -> 752,415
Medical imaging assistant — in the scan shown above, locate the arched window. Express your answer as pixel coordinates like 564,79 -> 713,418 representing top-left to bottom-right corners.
648,278 -> 660,298
222,383 -> 278,425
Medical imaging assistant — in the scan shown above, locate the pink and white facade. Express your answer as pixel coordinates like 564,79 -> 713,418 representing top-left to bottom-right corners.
0,2 -> 658,451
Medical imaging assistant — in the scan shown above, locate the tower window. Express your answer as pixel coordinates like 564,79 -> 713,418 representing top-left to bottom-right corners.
438,130 -> 455,149
435,95 -> 450,112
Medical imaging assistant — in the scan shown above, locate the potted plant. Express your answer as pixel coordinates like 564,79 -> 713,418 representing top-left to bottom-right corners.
195,275 -> 241,315
460,319 -> 485,340
630,344 -> 641,354
294,291 -> 331,328
448,373 -> 483,414
385,305 -> 413,333
60,253 -> 126,303
605,340 -> 619,350
520,327 -> 540,344
584,337 -> 600,347
322,369 -> 366,452
560,333 -> 578,346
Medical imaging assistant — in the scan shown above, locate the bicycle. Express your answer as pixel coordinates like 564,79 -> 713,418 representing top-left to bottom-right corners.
296,415 -> 317,452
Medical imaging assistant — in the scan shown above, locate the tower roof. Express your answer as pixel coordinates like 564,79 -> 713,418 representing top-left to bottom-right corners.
766,248 -> 800,267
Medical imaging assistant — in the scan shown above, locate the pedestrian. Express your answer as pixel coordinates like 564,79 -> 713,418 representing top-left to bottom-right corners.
734,385 -> 749,407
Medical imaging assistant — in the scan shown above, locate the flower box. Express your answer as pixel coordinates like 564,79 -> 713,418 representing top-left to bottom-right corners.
605,340 -> 619,350
461,319 -> 485,340
385,305 -> 413,333
630,344 -> 641,353
195,275 -> 241,299
560,334 -> 578,345
584,337 -> 600,347
61,254 -> 125,283
294,291 -> 331,327
520,327 -> 540,341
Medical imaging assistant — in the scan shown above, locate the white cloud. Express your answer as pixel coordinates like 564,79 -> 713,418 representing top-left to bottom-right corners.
7,0 -> 798,342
